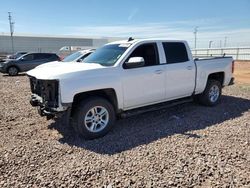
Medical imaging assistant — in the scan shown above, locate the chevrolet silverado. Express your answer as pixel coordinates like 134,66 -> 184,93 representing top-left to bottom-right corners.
27,38 -> 234,139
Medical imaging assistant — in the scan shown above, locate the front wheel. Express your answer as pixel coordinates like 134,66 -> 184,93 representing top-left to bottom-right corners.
8,66 -> 19,76
196,79 -> 222,106
72,97 -> 116,139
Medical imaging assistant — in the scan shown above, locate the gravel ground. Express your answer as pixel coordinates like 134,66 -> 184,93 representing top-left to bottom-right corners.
0,73 -> 249,188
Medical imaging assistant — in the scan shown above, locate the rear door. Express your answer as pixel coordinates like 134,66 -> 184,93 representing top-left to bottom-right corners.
48,54 -> 60,61
162,42 -> 195,99
18,53 -> 35,71
30,53 -> 57,69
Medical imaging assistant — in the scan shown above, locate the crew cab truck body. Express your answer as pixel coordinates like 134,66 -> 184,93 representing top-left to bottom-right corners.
27,39 -> 234,139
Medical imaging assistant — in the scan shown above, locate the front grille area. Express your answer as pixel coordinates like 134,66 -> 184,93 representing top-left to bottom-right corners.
29,76 -> 59,108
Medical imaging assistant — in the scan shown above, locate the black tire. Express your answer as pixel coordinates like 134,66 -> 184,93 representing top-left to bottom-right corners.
7,66 -> 19,76
197,79 -> 222,106
72,97 -> 116,139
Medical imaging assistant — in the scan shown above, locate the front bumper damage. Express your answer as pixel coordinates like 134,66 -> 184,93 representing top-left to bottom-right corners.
29,76 -> 70,119
30,94 -> 60,118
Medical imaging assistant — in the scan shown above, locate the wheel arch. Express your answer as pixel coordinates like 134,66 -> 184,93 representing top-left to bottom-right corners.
7,65 -> 20,72
207,72 -> 225,86
71,88 -> 119,115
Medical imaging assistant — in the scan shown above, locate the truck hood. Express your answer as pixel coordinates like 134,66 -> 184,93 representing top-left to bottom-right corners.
27,61 -> 105,80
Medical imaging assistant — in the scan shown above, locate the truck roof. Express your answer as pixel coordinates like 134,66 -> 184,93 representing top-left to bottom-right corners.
108,38 -> 187,45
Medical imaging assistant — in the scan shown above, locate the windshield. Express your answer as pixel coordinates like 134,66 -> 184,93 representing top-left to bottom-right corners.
14,52 -> 27,59
62,51 -> 83,62
16,54 -> 28,60
83,44 -> 128,66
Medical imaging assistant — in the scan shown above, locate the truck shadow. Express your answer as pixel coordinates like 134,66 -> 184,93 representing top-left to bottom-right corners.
48,95 -> 250,155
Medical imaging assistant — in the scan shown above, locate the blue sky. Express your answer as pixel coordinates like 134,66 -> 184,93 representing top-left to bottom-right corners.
0,0 -> 250,48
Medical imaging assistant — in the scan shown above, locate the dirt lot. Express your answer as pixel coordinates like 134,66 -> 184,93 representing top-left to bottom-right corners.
234,61 -> 250,84
0,62 -> 250,187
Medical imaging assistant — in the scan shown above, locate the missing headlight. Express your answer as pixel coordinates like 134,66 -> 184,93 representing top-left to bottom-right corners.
29,77 -> 59,108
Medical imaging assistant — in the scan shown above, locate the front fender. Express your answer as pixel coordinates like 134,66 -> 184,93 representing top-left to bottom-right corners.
59,76 -> 124,110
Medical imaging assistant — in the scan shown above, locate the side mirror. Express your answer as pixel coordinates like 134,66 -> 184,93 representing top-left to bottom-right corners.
77,59 -> 83,62
125,57 -> 145,68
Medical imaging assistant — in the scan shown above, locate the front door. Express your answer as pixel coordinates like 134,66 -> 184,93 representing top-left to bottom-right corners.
121,43 -> 166,109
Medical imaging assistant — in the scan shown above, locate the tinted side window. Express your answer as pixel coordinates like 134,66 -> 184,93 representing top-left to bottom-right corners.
22,54 -> 34,61
50,54 -> 59,60
34,53 -> 55,59
163,42 -> 189,64
33,54 -> 46,59
125,43 -> 159,68
43,54 -> 52,59
45,54 -> 59,59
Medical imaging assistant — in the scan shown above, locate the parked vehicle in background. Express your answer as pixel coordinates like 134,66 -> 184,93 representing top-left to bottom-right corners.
62,49 -> 95,62
7,52 -> 28,59
58,46 -> 95,59
0,53 -> 60,76
28,38 -> 234,139
0,55 -> 7,63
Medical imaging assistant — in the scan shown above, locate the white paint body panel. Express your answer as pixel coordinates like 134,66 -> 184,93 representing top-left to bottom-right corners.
194,58 -> 233,94
122,65 -> 165,109
27,39 -> 233,112
164,61 -> 196,100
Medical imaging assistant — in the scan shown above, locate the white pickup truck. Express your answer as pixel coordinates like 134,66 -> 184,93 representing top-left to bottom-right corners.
28,38 -> 234,139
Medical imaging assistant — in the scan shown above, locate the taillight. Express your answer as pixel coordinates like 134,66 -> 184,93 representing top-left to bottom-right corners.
232,60 -> 234,73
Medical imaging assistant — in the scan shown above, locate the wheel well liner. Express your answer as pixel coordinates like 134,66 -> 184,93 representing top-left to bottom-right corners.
207,72 -> 224,85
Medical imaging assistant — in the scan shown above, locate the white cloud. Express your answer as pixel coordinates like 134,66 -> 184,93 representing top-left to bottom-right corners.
68,23 -> 191,38
65,17 -> 250,48
1,17 -> 249,48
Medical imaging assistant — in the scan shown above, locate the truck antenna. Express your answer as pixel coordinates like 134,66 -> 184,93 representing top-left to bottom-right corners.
128,37 -> 134,42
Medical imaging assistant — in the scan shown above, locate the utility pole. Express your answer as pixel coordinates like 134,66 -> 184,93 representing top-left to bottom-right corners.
209,41 -> 213,48
224,36 -> 227,48
194,26 -> 198,49
8,12 -> 15,53
194,26 -> 198,56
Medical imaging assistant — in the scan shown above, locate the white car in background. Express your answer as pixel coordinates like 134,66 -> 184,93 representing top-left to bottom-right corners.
61,49 -> 95,62
31,49 -> 95,70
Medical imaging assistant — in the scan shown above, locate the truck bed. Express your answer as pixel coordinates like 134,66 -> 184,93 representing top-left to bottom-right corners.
194,56 -> 233,94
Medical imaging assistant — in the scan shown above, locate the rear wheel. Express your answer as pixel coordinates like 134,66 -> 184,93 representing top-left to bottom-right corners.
72,97 -> 116,139
8,66 -> 19,76
197,79 -> 222,106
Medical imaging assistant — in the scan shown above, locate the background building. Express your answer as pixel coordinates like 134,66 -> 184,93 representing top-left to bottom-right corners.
1,34 -> 249,60
0,34 -> 119,54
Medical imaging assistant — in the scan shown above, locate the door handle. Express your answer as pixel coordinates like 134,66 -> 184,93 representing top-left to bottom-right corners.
155,70 -> 163,74
186,66 -> 193,70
